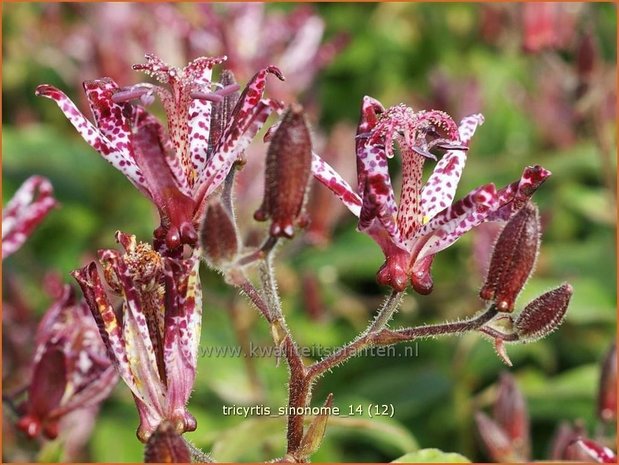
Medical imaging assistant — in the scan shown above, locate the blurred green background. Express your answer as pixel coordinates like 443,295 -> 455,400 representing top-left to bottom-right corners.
2,2 -> 616,462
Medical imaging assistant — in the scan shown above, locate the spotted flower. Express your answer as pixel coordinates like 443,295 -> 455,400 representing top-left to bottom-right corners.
312,96 -> 551,293
36,55 -> 283,252
16,285 -> 117,440
72,232 -> 202,442
2,176 -> 56,259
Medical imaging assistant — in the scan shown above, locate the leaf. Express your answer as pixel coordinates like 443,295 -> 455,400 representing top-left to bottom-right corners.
392,448 -> 470,463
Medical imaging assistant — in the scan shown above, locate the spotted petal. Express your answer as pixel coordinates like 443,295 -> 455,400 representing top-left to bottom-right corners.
2,176 -> 56,258
421,113 -> 485,220
311,152 -> 361,216
35,84 -> 147,192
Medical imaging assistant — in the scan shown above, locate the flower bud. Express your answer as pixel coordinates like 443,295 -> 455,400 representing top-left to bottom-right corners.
597,341 -> 617,423
296,393 -> 334,460
200,200 -> 240,268
474,412 -> 515,462
480,202 -> 540,312
514,283 -> 572,341
254,104 -> 312,238
144,421 -> 191,463
494,372 -> 530,460
549,421 -> 586,460
564,438 -> 616,463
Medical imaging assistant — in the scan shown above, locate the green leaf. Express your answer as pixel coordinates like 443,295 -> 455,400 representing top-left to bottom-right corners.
392,448 -> 470,463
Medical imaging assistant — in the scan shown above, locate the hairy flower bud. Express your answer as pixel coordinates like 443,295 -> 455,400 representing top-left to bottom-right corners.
480,202 -> 540,312
597,341 -> 617,423
494,372 -> 530,460
514,283 -> 572,341
200,200 -> 240,268
144,421 -> 191,463
254,103 -> 312,238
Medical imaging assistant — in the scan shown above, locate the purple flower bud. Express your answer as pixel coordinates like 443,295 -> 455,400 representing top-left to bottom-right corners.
144,421 -> 191,463
549,421 -> 586,460
200,200 -> 240,268
514,283 -> 572,341
493,372 -> 530,460
597,341 -> 617,423
480,202 -> 540,312
254,103 -> 312,238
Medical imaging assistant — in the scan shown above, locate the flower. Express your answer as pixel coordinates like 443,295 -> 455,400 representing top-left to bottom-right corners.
16,285 -> 117,440
2,176 -> 56,259
72,232 -> 202,442
36,55 -> 284,252
312,96 -> 551,293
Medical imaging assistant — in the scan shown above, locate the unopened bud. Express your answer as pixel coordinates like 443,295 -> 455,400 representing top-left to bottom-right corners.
200,200 -> 239,268
597,341 -> 617,423
474,412 -> 515,462
480,202 -> 540,312
494,373 -> 530,460
144,421 -> 191,463
514,283 -> 572,341
254,104 -> 312,238
564,438 -> 616,463
549,421 -> 586,460
296,393 -> 334,460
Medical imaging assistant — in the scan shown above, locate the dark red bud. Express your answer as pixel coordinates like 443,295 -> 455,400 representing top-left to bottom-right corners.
564,438 -> 616,463
254,104 -> 312,239
200,200 -> 239,268
474,412 -> 516,462
144,421 -> 191,463
514,283 -> 572,341
480,202 -> 540,312
597,341 -> 617,423
493,372 -> 530,459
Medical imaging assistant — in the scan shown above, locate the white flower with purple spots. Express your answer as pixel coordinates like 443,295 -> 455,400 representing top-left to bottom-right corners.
312,96 -> 551,293
72,232 -> 202,442
36,54 -> 284,253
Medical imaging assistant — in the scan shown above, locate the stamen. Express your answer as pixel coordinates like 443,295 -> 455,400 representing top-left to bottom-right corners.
214,83 -> 241,97
190,91 -> 224,103
112,87 -> 152,104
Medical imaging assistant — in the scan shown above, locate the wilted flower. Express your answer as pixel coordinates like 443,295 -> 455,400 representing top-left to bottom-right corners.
2,176 -> 56,259
16,285 -> 117,440
36,55 -> 283,252
72,232 -> 202,442
312,96 -> 551,293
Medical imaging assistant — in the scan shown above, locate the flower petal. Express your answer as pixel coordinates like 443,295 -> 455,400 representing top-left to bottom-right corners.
421,113 -> 484,220
197,97 -> 284,203
2,176 -> 56,258
413,183 -> 499,262
72,263 -> 140,397
35,84 -> 147,192
311,152 -> 361,216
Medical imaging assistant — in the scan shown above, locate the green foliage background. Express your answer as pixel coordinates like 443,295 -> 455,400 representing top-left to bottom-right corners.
2,2 -> 616,462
